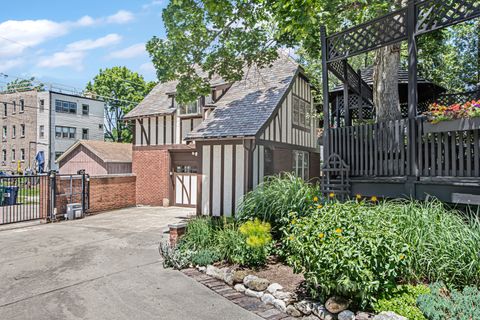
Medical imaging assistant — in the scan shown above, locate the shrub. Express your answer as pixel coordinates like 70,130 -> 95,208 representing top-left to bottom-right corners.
417,282 -> 480,320
216,224 -> 247,264
284,201 -> 409,306
238,219 -> 273,267
237,174 -> 321,236
373,285 -> 430,320
191,249 -> 221,266
159,242 -> 192,270
178,217 -> 217,251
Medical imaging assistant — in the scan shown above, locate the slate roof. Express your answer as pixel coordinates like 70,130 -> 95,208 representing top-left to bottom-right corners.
56,140 -> 132,163
186,55 -> 299,140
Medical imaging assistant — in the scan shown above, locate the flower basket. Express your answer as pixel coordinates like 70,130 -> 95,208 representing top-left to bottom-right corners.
423,117 -> 480,134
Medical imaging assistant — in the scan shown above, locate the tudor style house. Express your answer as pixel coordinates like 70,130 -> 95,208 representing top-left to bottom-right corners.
124,54 -> 320,216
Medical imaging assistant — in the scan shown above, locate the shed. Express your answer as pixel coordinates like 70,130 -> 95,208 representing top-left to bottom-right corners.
57,140 -> 132,175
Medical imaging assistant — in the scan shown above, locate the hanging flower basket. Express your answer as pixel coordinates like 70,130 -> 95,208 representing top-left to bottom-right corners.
423,117 -> 480,134
423,100 -> 480,133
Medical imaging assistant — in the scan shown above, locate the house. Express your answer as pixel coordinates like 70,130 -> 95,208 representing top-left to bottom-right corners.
0,90 -> 105,172
57,140 -> 132,175
124,54 -> 320,216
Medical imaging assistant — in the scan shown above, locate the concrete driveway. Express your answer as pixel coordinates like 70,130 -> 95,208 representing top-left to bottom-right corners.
0,207 -> 260,320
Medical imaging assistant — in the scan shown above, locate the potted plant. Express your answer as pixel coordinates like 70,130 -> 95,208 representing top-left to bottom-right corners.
423,100 -> 480,133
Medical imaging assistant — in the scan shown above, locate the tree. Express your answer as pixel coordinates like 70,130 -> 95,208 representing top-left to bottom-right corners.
3,77 -> 44,93
86,67 -> 156,143
147,0 -> 409,122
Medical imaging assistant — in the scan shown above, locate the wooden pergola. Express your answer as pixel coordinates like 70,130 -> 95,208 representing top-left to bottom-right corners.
320,0 -> 480,204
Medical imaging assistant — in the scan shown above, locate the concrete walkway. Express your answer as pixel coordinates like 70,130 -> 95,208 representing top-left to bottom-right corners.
0,207 -> 261,320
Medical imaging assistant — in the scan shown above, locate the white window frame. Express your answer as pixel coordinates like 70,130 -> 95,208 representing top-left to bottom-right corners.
20,124 -> 25,137
55,100 -> 77,114
82,128 -> 89,139
292,96 -> 311,129
293,150 -> 309,180
82,104 -> 89,115
178,100 -> 199,115
2,126 -> 6,140
2,149 -> 6,162
20,148 -> 25,161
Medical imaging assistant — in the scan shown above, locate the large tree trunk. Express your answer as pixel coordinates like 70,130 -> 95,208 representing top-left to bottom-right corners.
373,43 -> 402,122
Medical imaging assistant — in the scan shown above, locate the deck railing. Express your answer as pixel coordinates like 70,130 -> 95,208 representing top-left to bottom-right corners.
326,118 -> 480,178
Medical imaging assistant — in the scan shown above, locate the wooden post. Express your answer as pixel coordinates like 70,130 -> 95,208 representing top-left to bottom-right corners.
343,60 -> 351,126
321,26 -> 330,161
358,69 -> 363,122
407,0 -> 418,189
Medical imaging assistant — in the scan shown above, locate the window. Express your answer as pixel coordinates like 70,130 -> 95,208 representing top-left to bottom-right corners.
12,125 -> 16,138
98,124 -> 103,130
69,127 -> 76,139
11,149 -> 15,162
39,99 -> 45,112
3,103 -> 7,117
292,96 -> 311,129
55,126 -> 76,139
82,128 -> 89,139
2,126 -> 6,140
12,101 -> 16,114
292,150 -> 309,180
179,100 -> 199,115
55,100 -> 77,114
20,99 -> 24,112
55,126 -> 62,138
20,124 -> 25,137
2,149 -> 6,162
39,125 -> 45,138
82,104 -> 89,115
20,149 -> 25,161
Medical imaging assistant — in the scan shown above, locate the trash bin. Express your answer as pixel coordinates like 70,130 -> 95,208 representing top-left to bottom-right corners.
0,186 -> 5,206
4,186 -> 19,206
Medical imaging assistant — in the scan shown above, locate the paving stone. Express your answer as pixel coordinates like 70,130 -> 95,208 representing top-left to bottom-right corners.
258,308 -> 282,318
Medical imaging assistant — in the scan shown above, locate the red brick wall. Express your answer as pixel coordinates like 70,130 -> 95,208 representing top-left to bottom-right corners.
132,148 -> 171,206
88,175 -> 136,213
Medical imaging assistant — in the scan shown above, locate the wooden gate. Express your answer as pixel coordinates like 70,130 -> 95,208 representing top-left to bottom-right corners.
174,173 -> 197,207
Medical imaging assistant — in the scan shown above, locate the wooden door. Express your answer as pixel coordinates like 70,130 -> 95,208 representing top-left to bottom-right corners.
174,173 -> 197,207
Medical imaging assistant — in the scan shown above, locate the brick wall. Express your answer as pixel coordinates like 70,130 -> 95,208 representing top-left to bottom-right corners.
132,148 -> 171,206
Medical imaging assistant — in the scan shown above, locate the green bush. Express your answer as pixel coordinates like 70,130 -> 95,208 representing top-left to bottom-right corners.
178,217 -> 217,251
373,285 -> 430,320
159,242 -> 192,269
417,282 -> 480,320
191,249 -> 221,266
237,174 -> 321,237
284,201 -> 409,306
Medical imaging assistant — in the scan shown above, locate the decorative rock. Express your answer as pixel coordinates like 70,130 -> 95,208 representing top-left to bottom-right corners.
246,277 -> 270,291
224,270 -> 234,286
356,311 -> 375,320
338,310 -> 355,320
245,289 -> 264,299
232,270 -> 249,284
302,315 -> 320,320
267,283 -> 283,294
261,293 -> 275,305
273,299 -> 287,312
312,303 -> 335,320
295,300 -> 314,315
325,296 -> 350,314
234,284 -> 246,293
373,312 -> 407,320
243,275 -> 258,287
273,290 -> 293,300
198,266 -> 206,273
205,265 -> 226,280
286,305 -> 303,317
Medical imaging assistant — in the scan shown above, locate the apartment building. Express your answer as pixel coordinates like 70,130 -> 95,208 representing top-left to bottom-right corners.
0,90 -> 105,173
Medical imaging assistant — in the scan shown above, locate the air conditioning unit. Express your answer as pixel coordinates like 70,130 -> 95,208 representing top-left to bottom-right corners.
65,203 -> 83,220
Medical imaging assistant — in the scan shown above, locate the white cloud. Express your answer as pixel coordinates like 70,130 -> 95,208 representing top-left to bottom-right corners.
106,10 -> 135,24
108,43 -> 146,59
140,62 -> 156,73
37,51 -> 85,70
67,34 -> 122,52
75,15 -> 96,27
0,58 -> 24,71
0,19 -> 67,58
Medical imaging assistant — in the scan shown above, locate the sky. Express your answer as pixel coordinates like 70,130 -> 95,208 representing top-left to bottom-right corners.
0,0 -> 168,91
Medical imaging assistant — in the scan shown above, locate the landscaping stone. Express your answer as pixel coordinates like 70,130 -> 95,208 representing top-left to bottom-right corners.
246,277 -> 270,291
312,303 -> 335,320
224,270 -> 234,285
325,296 -> 350,314
302,315 -> 321,320
232,270 -> 249,284
205,265 -> 226,280
338,310 -> 355,320
372,312 -> 407,320
198,266 -> 206,273
261,293 -> 275,305
286,305 -> 303,317
273,290 -> 293,300
243,274 -> 259,287
234,284 -> 246,293
266,283 -> 283,294
273,299 -> 287,312
295,300 -> 314,315
355,311 -> 375,320
245,288 -> 264,299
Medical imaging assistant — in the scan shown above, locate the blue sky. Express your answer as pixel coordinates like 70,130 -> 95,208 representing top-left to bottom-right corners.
0,0 -> 168,90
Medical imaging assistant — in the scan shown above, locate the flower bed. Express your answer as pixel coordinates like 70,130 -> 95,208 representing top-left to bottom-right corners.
424,100 -> 480,124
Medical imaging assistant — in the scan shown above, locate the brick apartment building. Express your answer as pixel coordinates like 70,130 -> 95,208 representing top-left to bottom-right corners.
0,89 -> 105,173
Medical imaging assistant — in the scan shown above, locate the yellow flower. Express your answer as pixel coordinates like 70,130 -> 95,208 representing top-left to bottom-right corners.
371,196 -> 378,202
335,228 -> 342,233
318,233 -> 325,239
317,204 -> 323,209
356,194 -> 362,200
309,206 -> 313,209
291,219 -> 297,225
313,196 -> 318,202
289,235 -> 295,241
329,192 -> 335,198
399,254 -> 405,260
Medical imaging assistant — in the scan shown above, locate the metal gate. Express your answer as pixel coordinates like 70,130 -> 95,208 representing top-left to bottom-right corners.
0,172 -> 90,225
174,173 -> 197,207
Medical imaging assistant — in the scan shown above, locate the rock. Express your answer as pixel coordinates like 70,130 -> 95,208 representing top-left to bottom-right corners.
273,291 -> 293,300
312,303 -> 335,320
338,310 -> 355,320
234,284 -> 246,293
295,300 -> 314,315
302,316 -> 321,320
198,266 -> 206,272
372,312 -> 407,320
243,275 -> 258,287
355,311 -> 375,320
261,293 -> 275,305
232,270 -> 249,284
267,283 -> 283,294
286,305 -> 303,317
273,299 -> 287,312
245,289 -> 264,299
205,265 -> 226,280
224,270 -> 234,286
246,277 -> 270,291
325,296 -> 350,314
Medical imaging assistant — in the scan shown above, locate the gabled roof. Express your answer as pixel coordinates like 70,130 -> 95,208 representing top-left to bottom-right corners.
56,140 -> 132,164
186,55 -> 299,140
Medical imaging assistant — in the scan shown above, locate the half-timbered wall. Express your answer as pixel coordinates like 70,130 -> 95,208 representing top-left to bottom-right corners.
259,74 -> 317,150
